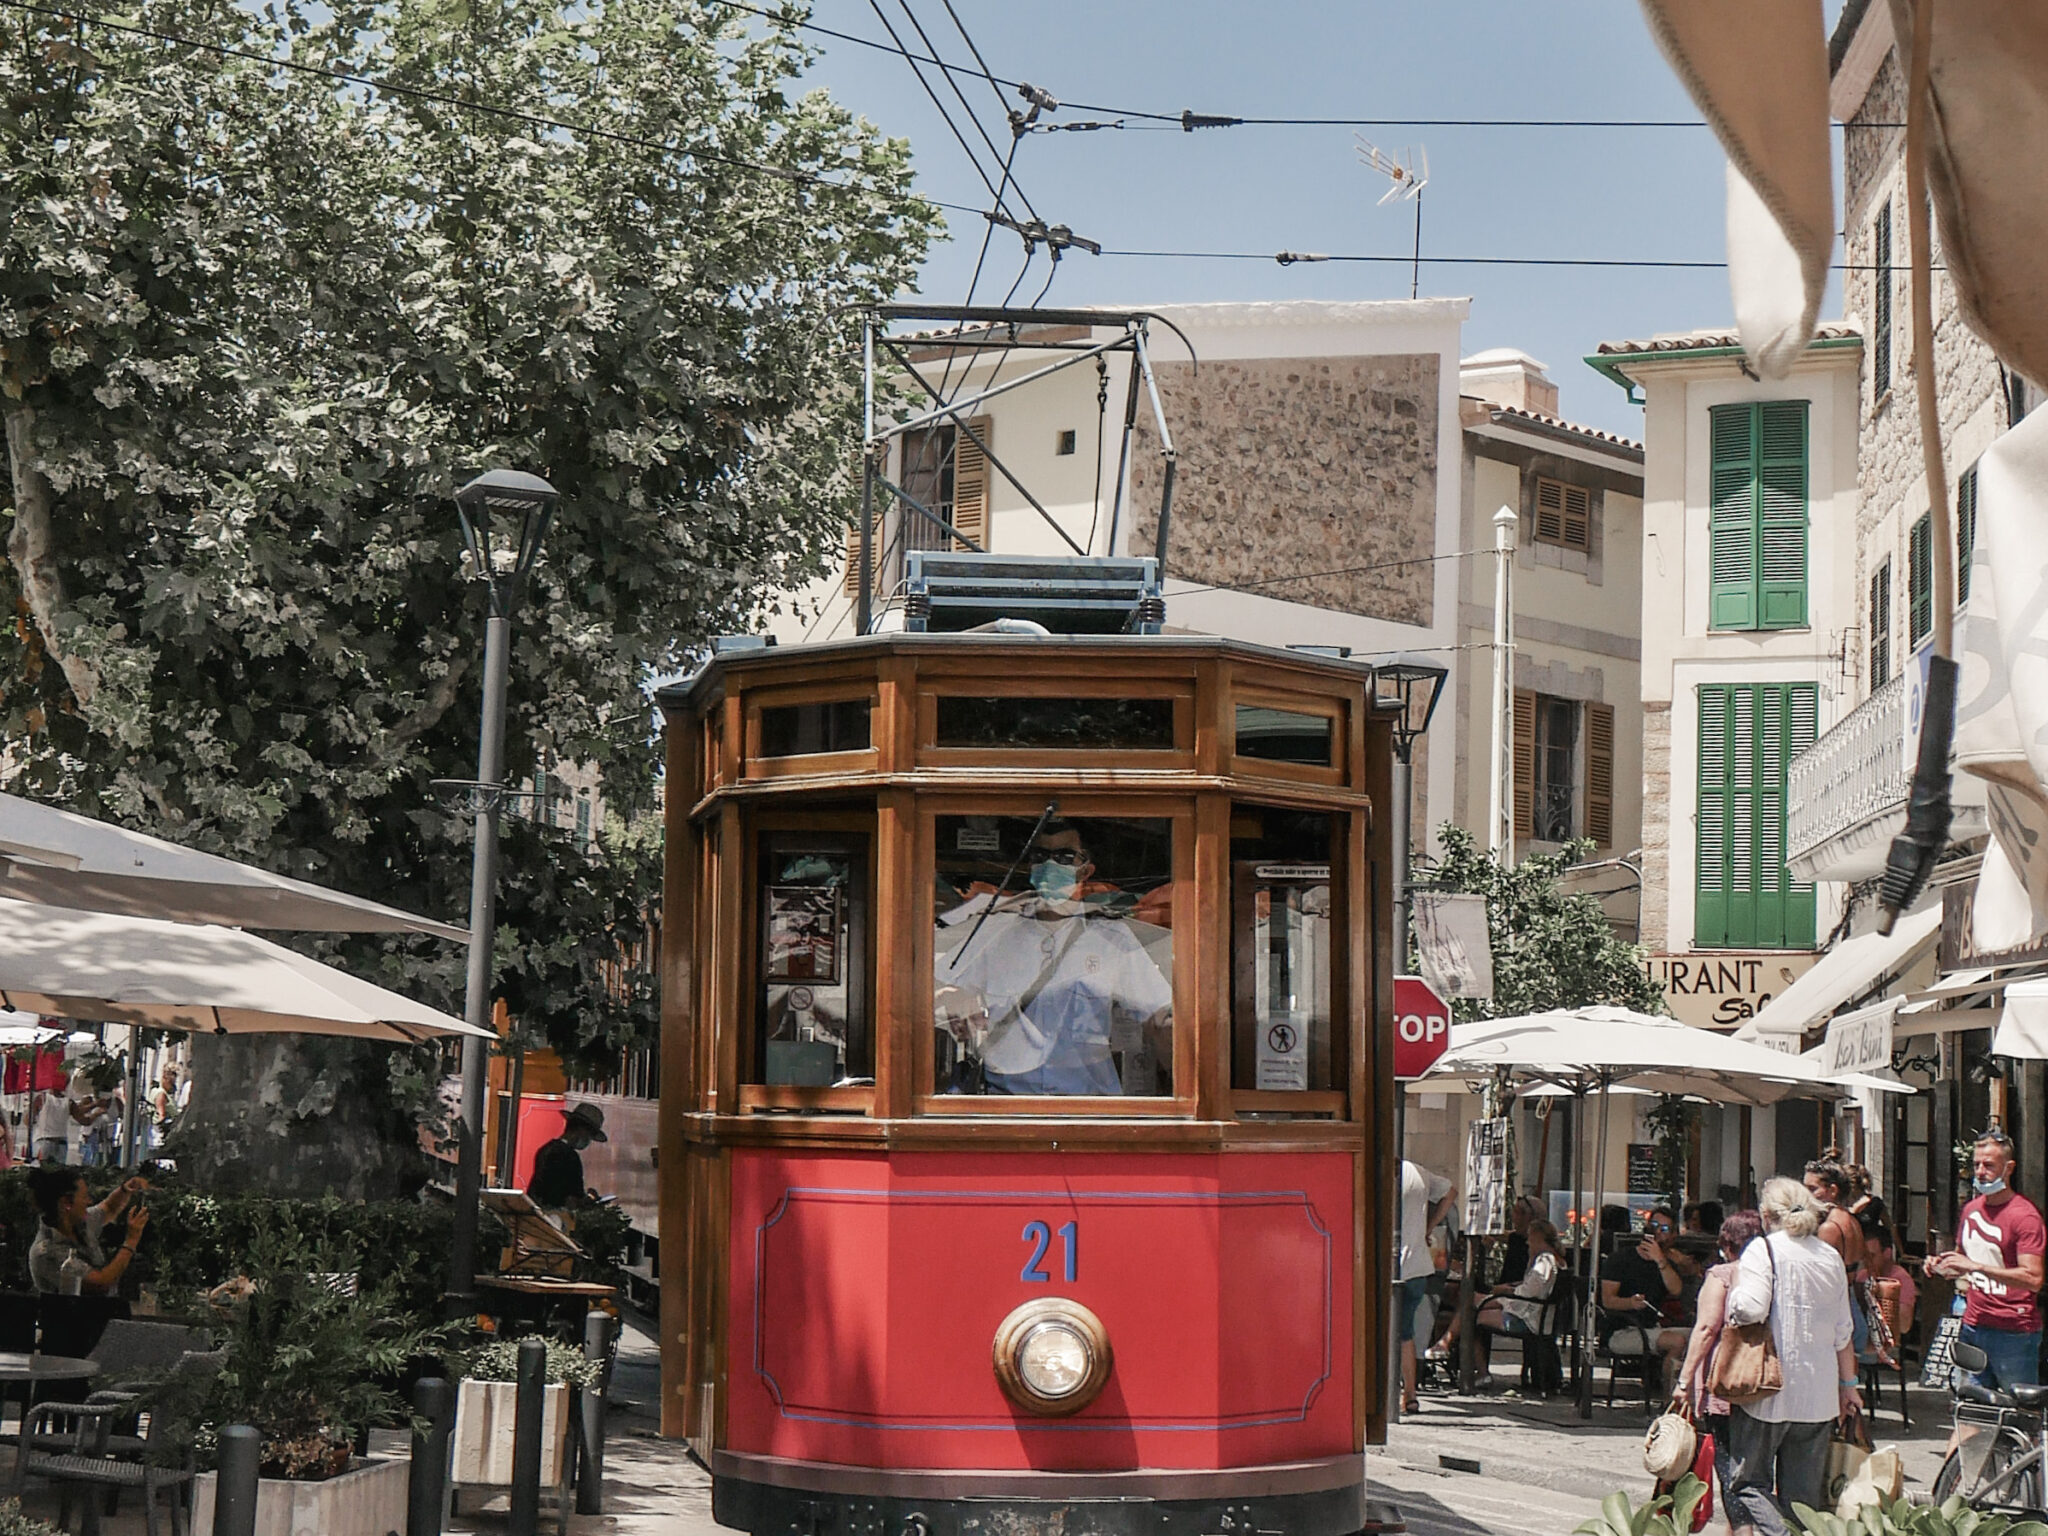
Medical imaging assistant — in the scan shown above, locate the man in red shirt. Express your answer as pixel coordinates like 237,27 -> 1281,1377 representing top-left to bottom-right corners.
1928,1131 -> 2045,1390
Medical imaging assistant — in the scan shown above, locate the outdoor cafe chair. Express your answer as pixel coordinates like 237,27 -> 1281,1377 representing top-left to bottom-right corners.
14,1348 -> 221,1536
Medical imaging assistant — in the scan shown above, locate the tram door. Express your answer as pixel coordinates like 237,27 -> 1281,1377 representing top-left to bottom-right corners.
1231,858 -> 1333,1094
756,832 -> 871,1088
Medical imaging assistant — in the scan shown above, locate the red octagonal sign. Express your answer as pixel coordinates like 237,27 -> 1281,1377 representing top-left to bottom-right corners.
1393,974 -> 1452,1080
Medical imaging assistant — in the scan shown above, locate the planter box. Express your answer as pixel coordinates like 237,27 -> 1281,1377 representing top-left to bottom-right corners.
452,1377 -> 572,1487
191,1453 -> 407,1536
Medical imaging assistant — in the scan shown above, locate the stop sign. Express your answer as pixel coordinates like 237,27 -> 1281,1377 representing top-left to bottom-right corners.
1393,974 -> 1452,1080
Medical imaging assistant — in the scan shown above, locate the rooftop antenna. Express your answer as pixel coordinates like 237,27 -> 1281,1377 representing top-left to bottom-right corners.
1355,137 -> 1429,299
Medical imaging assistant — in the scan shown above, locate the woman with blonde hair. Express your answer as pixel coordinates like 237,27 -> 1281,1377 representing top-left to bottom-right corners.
1720,1177 -> 1861,1536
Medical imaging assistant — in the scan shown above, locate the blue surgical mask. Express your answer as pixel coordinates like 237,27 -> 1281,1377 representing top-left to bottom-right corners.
1975,1175 -> 2009,1196
1029,860 -> 1079,901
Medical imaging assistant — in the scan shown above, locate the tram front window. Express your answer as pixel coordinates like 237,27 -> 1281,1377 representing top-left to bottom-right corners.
757,836 -> 870,1086
933,814 -> 1174,1097
1231,808 -> 1336,1092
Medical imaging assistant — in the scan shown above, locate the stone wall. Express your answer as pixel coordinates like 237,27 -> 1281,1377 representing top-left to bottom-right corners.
1843,50 -> 2008,674
1129,355 -> 1439,624
1640,701 -> 1672,953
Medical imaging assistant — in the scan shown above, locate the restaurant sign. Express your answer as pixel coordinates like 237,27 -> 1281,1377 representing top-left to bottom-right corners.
1641,951 -> 1818,1030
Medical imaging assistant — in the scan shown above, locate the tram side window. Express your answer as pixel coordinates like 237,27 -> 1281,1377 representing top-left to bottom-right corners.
1230,808 -> 1337,1092
759,699 -> 871,758
932,813 -> 1175,1098
756,836 -> 871,1087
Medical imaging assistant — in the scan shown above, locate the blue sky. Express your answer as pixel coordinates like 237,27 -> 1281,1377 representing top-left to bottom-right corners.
789,0 -> 1849,440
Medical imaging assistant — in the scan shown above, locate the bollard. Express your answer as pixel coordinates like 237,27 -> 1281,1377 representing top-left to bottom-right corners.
575,1311 -> 617,1514
213,1423 -> 261,1536
508,1338 -> 547,1536
407,1375 -> 455,1536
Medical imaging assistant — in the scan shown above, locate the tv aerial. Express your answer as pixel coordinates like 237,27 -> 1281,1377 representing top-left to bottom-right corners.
1355,138 -> 1430,299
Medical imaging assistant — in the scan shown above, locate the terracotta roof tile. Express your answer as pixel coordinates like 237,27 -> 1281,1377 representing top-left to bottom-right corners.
1464,397 -> 1645,457
1593,324 -> 1861,357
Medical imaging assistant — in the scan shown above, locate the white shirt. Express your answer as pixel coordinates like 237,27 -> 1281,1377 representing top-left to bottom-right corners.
1398,1161 -> 1453,1282
1725,1229 -> 1853,1423
1501,1250 -> 1561,1332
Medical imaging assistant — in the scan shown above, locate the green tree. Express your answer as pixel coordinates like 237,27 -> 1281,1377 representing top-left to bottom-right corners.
0,0 -> 935,1189
1423,826 -> 1666,1021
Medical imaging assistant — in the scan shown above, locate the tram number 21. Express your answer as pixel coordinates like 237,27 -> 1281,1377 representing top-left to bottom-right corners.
1019,1219 -> 1079,1283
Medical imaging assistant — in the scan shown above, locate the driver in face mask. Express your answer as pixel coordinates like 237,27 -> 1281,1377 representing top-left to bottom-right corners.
1028,829 -> 1091,904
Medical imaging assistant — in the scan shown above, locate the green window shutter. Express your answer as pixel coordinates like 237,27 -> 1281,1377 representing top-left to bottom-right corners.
1709,405 -> 1760,629
1757,401 -> 1810,628
1909,513 -> 1934,648
1958,465 -> 1979,606
1696,682 -> 1816,949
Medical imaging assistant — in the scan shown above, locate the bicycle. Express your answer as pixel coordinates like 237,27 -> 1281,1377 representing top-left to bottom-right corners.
1931,1339 -> 2048,1513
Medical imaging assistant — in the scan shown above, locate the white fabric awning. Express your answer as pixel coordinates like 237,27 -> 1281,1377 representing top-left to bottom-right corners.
1994,978 -> 2048,1060
1733,905 -> 1942,1044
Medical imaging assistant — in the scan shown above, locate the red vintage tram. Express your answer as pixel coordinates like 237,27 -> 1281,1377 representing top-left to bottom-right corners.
655,564 -> 1400,1536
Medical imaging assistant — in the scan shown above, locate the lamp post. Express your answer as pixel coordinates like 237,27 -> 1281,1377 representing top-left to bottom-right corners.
445,468 -> 558,1318
1372,652 -> 1447,1419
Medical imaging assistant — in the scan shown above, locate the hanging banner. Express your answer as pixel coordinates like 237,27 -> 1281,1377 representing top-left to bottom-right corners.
1413,890 -> 1494,1001
1464,1116 -> 1510,1236
1822,999 -> 1896,1077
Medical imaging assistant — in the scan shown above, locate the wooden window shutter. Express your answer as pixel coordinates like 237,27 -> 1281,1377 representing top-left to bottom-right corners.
949,416 -> 993,551
1534,479 -> 1566,544
1585,702 -> 1615,847
1513,690 -> 1536,840
1756,400 -> 1809,628
1561,483 -> 1591,550
1708,405 -> 1759,630
1873,200 -> 1892,398
843,506 -> 882,596
1869,559 -> 1891,691
1696,682 -> 1816,950
1957,465 -> 1979,605
1908,512 -> 1934,647
1696,685 -> 1733,946
1533,478 -> 1592,551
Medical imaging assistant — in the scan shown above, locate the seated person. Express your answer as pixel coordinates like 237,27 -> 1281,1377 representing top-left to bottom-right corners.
1599,1206 -> 1680,1356
1862,1228 -> 1919,1367
1441,1217 -> 1561,1367
27,1166 -> 149,1294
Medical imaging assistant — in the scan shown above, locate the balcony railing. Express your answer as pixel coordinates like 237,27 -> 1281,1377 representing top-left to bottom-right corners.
1786,668 -> 1985,882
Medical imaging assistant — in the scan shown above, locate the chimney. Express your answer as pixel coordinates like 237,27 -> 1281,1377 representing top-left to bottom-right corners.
1460,348 -> 1559,416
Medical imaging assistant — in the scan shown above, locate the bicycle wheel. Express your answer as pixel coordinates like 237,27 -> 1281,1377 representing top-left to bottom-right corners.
1935,1430 -> 2041,1509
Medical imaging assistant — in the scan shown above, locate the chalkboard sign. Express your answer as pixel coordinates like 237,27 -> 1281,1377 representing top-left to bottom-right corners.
1627,1143 -> 1661,1196
1921,1312 -> 1961,1389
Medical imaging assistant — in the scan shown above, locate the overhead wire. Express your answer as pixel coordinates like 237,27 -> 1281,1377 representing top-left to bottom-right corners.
885,0 -> 1036,223
0,0 -> 989,218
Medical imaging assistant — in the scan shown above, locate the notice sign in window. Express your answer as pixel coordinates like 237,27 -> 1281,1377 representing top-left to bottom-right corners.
766,886 -> 842,984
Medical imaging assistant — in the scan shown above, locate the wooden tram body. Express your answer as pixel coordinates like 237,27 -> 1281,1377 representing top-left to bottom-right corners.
656,623 -> 1399,1536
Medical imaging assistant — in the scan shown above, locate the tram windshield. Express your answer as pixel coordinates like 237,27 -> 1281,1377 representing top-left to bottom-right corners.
932,813 -> 1174,1097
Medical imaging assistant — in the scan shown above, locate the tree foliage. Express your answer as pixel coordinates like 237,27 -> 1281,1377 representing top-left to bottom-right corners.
0,0 -> 936,1184
1423,826 -> 1666,1022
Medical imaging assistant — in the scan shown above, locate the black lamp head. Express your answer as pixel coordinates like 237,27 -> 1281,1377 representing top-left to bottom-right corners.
455,469 -> 558,615
1373,652 -> 1450,752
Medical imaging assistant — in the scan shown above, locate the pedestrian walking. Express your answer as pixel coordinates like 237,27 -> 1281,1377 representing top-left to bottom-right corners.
1676,1209 -> 1763,1524
1926,1129 -> 2044,1392
1721,1176 -> 1861,1536
1394,1158 -> 1454,1415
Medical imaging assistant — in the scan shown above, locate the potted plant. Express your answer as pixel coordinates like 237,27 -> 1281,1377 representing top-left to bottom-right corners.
171,1231 -> 447,1536
450,1336 -> 602,1491
0,1498 -> 64,1536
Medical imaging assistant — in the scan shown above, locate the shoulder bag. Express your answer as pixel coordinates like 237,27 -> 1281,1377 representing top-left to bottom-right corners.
1708,1234 -> 1783,1404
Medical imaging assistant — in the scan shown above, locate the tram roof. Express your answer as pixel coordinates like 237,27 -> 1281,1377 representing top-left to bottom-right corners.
656,630 -> 1384,713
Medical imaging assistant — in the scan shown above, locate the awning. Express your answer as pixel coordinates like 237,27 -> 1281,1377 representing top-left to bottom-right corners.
1733,904 -> 1943,1044
1995,978 -> 2048,1060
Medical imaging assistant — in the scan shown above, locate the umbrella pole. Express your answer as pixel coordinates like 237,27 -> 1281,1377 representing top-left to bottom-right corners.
1570,1084 -> 1587,1393
1579,1073 -> 1614,1420
119,1029 -> 141,1168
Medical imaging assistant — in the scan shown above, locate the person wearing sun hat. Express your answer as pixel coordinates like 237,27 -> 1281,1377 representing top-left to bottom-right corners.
526,1102 -> 608,1212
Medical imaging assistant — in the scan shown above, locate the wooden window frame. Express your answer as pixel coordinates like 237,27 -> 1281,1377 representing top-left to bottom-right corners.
1532,476 -> 1593,552
1227,685 -> 1351,790
916,673 -> 1196,769
741,678 -> 881,781
842,416 -> 993,592
735,807 -> 879,1116
914,791 -> 1201,1119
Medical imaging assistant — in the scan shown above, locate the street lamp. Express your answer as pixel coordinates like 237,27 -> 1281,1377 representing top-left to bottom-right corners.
1373,653 -> 1449,969
445,468 -> 558,1317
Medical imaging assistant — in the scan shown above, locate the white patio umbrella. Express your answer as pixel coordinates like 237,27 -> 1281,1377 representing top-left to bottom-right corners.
0,792 -> 468,941
0,896 -> 489,1044
0,1009 -> 59,1049
1424,1005 -> 1893,1418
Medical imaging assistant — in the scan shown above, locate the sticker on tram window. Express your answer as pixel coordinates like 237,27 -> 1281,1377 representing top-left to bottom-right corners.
765,886 -> 841,983
1020,1219 -> 1079,1283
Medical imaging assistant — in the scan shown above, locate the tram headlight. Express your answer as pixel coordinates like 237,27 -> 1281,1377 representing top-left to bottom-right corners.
992,1298 -> 1112,1415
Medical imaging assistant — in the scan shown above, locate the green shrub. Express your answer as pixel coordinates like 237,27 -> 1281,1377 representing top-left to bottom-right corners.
0,1498 -> 65,1536
1577,1478 -> 1710,1536
1792,1495 -> 2048,1536
456,1337 -> 604,1389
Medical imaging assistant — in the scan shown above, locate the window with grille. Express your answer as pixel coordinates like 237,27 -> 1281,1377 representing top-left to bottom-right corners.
1872,200 -> 1892,400
1533,477 -> 1592,552
1870,558 -> 1892,692
1696,682 -> 1818,949
1708,401 -> 1809,631
1513,692 -> 1615,846
1909,512 -> 1934,649
1958,465 -> 1979,606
